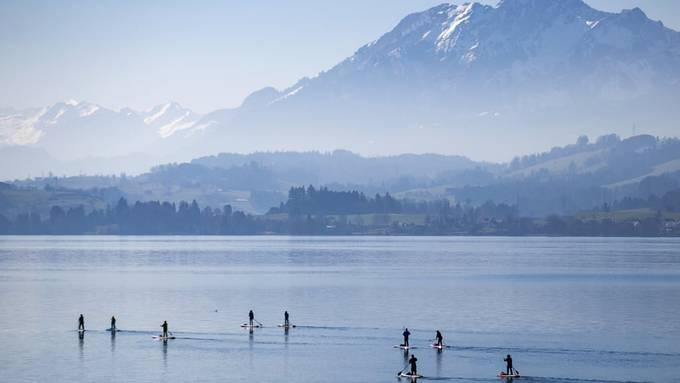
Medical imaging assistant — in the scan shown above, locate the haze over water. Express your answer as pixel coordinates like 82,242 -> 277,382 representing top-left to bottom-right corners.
0,236 -> 678,382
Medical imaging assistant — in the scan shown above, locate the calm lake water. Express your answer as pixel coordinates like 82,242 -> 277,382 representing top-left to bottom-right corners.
0,236 -> 679,383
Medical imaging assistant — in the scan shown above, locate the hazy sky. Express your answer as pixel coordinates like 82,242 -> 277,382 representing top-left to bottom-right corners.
1,0 -> 679,113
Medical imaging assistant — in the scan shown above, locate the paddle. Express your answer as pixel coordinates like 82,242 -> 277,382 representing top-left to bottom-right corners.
396,360 -> 410,377
254,319 -> 264,327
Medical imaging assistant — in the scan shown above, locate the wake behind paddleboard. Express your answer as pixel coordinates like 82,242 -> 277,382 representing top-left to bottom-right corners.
398,372 -> 422,379
394,344 -> 415,350
499,372 -> 520,378
153,335 -> 175,340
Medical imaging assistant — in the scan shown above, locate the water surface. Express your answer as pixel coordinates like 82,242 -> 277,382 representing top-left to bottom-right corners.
0,236 -> 678,382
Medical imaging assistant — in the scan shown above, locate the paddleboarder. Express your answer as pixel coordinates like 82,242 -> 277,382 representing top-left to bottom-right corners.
249,310 -> 255,327
284,311 -> 290,327
504,354 -> 514,375
78,314 -> 85,331
435,330 -> 443,347
402,328 -> 411,348
111,316 -> 116,331
161,320 -> 168,338
409,354 -> 418,376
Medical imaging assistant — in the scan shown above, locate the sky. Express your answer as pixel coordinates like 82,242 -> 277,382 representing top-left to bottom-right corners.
1,0 -> 679,113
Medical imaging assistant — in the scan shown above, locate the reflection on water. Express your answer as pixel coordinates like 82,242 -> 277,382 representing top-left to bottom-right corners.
78,331 -> 84,362
110,330 -> 115,354
0,236 -> 679,383
162,339 -> 168,369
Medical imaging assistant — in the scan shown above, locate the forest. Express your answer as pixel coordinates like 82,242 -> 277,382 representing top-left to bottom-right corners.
1,186 -> 678,236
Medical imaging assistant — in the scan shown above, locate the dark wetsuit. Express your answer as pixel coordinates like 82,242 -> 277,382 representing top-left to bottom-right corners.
111,316 -> 116,331
435,331 -> 443,347
78,315 -> 85,331
284,311 -> 289,326
409,355 -> 418,375
403,329 -> 411,347
161,321 -> 168,337
249,310 -> 254,326
504,355 -> 513,375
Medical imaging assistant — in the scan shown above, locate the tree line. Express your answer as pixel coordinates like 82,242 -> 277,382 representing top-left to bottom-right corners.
0,186 -> 678,236
0,198 -> 270,235
268,186 -> 402,215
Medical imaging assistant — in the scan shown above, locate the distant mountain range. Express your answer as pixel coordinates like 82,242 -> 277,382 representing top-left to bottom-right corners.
0,100 -> 202,156
6,134 -> 680,217
1,0 -> 679,179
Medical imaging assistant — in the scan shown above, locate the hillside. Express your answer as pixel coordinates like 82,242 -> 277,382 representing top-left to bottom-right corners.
0,182 -> 119,219
4,134 -> 680,217
447,135 -> 680,216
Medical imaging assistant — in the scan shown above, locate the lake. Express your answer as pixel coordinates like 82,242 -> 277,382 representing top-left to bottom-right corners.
0,236 -> 678,382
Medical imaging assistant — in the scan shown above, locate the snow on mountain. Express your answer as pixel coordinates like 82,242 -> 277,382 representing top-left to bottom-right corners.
0,100 -> 106,146
141,102 -> 202,138
205,0 -> 680,159
2,0 -> 679,170
301,0 -> 679,101
0,100 -> 202,161
0,107 -> 46,145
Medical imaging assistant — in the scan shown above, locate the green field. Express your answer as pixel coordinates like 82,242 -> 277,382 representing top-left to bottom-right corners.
0,188 -> 109,218
576,208 -> 680,222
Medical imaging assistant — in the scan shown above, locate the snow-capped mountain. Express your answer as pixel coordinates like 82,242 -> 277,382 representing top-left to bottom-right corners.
141,102 -> 202,138
0,100 -> 203,161
1,0 -> 679,177
0,100 -> 110,148
190,0 -> 680,159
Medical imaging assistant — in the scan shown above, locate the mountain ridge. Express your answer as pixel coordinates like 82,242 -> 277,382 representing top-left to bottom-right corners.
1,0 -> 679,174
175,0 -> 680,159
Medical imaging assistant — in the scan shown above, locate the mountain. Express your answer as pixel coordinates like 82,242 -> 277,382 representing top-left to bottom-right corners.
193,0 -> 680,159
140,102 -> 202,138
0,100 -> 204,174
1,0 -> 679,178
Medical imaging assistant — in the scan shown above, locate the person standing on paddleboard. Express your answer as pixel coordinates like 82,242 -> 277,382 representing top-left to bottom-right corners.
161,321 -> 168,338
409,354 -> 418,375
78,314 -> 85,331
111,316 -> 116,331
402,328 -> 411,348
504,354 -> 514,375
284,311 -> 289,327
435,330 -> 443,347
249,310 -> 255,327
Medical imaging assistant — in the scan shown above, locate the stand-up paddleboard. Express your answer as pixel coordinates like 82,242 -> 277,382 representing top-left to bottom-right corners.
106,328 -> 121,332
78,329 -> 86,333
499,372 -> 520,378
241,324 -> 262,328
431,343 -> 444,349
277,324 -> 296,329
398,372 -> 423,379
394,344 -> 415,350
153,335 -> 176,340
